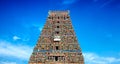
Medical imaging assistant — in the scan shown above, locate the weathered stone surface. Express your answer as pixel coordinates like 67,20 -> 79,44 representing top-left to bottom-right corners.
28,10 -> 84,64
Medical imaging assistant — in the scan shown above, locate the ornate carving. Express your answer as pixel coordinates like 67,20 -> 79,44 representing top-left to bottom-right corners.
29,11 -> 84,64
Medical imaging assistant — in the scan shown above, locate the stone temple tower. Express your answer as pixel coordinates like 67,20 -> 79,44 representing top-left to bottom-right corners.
29,10 -> 84,64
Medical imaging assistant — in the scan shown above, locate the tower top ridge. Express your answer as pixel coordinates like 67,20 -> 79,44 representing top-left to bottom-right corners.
48,10 -> 70,15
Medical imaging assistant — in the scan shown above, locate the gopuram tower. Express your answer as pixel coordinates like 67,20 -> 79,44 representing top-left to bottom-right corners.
29,10 -> 84,64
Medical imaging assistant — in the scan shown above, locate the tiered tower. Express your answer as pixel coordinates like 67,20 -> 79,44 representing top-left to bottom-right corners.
29,10 -> 84,64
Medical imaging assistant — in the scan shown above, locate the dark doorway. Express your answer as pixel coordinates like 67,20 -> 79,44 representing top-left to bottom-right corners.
57,21 -> 59,23
57,26 -> 59,28
56,46 -> 59,50
56,31 -> 59,34
55,56 -> 58,61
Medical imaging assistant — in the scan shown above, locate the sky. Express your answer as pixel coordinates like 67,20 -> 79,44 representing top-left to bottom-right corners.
0,0 -> 120,64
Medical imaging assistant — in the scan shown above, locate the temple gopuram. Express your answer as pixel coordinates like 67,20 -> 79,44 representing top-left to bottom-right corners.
29,10 -> 84,64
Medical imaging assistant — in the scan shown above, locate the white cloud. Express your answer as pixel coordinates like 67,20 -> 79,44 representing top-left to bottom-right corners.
83,52 -> 120,64
13,36 -> 21,41
0,40 -> 33,60
62,0 -> 78,5
0,40 -> 120,64
39,27 -> 43,31
32,23 -> 43,31
1,62 -> 17,64
13,35 -> 30,42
